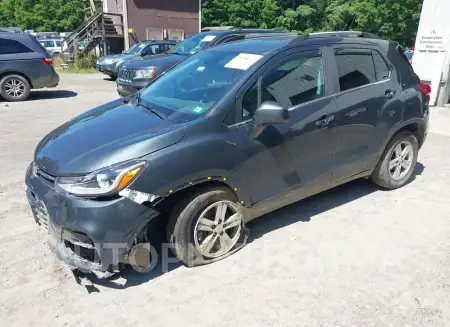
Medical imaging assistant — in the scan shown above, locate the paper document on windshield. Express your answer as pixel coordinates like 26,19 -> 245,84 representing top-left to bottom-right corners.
201,35 -> 216,42
225,53 -> 263,70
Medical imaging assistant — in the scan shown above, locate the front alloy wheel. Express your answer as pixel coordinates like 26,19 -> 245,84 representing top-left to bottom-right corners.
167,186 -> 247,267
194,201 -> 242,258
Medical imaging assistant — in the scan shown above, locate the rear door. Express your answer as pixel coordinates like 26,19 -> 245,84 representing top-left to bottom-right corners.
331,46 -> 403,182
234,49 -> 338,205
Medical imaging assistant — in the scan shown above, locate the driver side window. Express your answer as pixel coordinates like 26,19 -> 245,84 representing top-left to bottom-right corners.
241,54 -> 325,120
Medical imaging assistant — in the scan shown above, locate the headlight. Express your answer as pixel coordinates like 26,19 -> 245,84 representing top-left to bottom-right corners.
134,68 -> 156,80
55,160 -> 146,197
103,58 -> 117,65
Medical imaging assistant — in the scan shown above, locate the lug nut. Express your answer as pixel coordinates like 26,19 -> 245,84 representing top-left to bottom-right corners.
223,224 -> 226,228
218,220 -> 222,224
220,232 -> 224,236
212,225 -> 216,229
213,232 -> 217,236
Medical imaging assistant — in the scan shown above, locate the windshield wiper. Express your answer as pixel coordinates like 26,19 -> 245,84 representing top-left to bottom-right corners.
136,92 -> 168,120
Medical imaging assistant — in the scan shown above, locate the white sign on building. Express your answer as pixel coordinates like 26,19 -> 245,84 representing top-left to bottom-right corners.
412,0 -> 450,106
416,30 -> 447,51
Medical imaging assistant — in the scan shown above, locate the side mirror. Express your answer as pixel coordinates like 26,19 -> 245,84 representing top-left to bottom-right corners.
251,101 -> 289,138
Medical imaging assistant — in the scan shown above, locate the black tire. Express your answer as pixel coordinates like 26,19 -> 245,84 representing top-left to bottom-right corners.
0,74 -> 31,102
52,52 -> 61,59
166,186 -> 248,267
109,75 -> 117,81
371,131 -> 419,189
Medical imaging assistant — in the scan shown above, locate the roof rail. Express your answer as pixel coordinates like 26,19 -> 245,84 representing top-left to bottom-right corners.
243,32 -> 297,40
201,26 -> 234,31
308,31 -> 380,39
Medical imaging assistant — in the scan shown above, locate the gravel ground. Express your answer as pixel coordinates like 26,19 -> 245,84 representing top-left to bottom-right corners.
0,74 -> 449,327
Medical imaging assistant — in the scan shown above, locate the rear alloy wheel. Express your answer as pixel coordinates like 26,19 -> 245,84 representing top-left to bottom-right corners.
167,186 -> 247,267
388,141 -> 414,181
0,75 -> 31,102
371,131 -> 418,189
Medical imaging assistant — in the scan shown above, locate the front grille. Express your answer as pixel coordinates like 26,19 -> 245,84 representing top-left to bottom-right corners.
29,191 -> 50,231
118,68 -> 136,83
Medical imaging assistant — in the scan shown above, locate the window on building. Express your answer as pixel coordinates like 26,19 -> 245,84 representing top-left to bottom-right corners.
0,39 -> 33,55
335,50 -> 377,91
372,50 -> 390,81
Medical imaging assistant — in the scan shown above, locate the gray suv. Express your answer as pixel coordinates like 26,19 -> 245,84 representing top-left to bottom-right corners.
0,32 -> 59,101
26,32 -> 429,276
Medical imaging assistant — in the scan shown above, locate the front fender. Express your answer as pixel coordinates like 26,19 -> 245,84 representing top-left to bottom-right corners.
128,118 -> 252,206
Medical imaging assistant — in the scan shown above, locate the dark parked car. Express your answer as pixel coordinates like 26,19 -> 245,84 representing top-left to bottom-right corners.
116,28 -> 291,97
26,31 -> 430,276
0,32 -> 59,102
96,40 -> 177,80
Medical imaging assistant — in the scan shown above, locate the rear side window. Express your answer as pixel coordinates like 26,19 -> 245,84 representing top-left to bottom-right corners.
0,38 -> 33,55
372,50 -> 390,81
335,50 -> 376,91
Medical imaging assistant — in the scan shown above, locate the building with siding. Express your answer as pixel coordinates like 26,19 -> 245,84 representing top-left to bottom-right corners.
102,0 -> 200,47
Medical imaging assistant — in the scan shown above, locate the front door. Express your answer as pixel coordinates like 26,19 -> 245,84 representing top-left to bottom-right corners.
235,50 -> 338,206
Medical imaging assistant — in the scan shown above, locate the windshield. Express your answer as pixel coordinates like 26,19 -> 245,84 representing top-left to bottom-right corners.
139,50 -> 264,120
126,43 -> 147,55
169,33 -> 218,55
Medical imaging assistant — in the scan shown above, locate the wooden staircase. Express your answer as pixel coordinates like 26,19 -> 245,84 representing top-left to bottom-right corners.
62,0 -> 123,57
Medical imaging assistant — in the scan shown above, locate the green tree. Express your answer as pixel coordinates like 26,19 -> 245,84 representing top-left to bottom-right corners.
0,0 -> 84,32
201,0 -> 423,45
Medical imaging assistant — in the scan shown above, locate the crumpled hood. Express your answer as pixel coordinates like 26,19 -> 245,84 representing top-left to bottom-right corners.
34,99 -> 189,176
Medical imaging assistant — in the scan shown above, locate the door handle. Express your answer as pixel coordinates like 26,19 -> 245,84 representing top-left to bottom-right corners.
385,89 -> 396,99
316,115 -> 334,127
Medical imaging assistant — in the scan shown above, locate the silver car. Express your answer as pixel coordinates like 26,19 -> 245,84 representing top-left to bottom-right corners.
39,39 -> 62,58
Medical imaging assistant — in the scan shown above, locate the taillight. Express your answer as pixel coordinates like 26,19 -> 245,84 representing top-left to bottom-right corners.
418,82 -> 431,104
42,58 -> 53,67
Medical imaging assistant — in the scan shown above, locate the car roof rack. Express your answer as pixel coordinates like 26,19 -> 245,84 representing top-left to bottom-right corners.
201,26 -> 235,31
308,31 -> 380,39
243,32 -> 297,39
288,31 -> 381,45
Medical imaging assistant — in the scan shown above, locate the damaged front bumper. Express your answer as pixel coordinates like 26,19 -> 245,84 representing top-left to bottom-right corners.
25,163 -> 160,273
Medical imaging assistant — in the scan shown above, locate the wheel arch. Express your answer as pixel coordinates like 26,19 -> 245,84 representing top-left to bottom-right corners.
153,180 -> 244,217
381,119 -> 425,155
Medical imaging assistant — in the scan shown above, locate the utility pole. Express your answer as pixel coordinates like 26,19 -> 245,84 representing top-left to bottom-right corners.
122,0 -> 130,50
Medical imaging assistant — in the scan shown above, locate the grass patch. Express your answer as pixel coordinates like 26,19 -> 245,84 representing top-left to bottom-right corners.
54,54 -> 99,74
57,67 -> 98,74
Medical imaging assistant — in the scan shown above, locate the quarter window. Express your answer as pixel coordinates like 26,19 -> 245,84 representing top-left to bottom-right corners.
372,50 -> 390,81
242,82 -> 258,120
0,38 -> 33,54
335,51 -> 376,91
